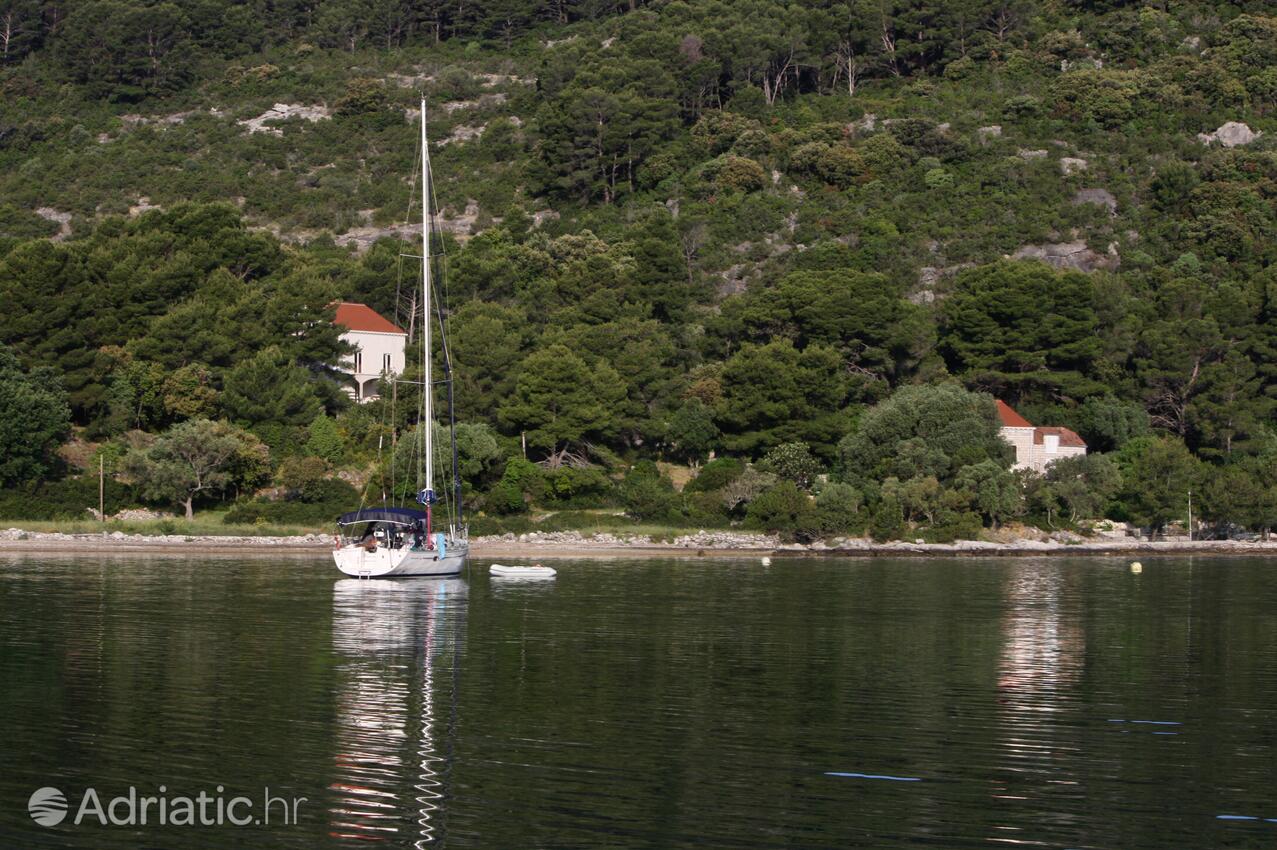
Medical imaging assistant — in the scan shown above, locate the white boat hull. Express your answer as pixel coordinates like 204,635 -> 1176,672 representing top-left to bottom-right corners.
333,543 -> 468,578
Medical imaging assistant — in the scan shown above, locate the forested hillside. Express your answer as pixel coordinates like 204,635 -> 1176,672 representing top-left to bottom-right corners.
2,0 -> 1276,539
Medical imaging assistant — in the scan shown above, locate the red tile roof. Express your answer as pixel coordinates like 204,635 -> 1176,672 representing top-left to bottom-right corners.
1034,426 -> 1087,448
334,302 -> 405,335
995,400 -> 1034,428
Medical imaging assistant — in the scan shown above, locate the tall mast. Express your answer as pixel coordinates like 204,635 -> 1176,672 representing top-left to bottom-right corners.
421,97 -> 434,500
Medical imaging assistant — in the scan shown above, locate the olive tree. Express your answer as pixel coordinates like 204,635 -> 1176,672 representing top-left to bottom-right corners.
123,419 -> 268,519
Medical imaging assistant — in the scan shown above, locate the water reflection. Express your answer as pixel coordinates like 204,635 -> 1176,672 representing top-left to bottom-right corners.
330,578 -> 467,847
997,565 -> 1084,711
991,565 -> 1087,839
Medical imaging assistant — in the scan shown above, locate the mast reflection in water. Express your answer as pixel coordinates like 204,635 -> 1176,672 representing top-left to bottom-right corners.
329,578 -> 467,846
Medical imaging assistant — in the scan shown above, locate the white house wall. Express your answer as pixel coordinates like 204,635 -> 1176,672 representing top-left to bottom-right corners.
338,330 -> 407,401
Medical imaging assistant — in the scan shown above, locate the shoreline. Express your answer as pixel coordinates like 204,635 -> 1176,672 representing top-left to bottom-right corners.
3,527 -> 1276,558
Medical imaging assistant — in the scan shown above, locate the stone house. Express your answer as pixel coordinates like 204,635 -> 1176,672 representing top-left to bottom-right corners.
333,302 -> 407,402
996,400 -> 1087,473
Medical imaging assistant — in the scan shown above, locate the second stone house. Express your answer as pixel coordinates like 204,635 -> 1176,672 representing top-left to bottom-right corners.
996,400 -> 1087,473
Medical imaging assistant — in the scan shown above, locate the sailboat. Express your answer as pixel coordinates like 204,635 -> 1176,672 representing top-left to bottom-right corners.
333,99 -> 469,578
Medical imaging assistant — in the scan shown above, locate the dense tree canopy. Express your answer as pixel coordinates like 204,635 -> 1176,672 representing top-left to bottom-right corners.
0,343 -> 70,486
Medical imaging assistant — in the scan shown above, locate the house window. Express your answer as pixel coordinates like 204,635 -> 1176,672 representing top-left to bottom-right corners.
354,351 -> 362,374
383,353 -> 391,373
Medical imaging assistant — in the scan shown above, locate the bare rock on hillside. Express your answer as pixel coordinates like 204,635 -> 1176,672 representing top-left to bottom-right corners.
532,209 -> 560,228
913,262 -> 975,303
1018,148 -> 1048,160
238,103 -> 330,135
850,113 -> 876,134
441,92 -> 507,113
437,123 -> 486,145
977,125 -> 1001,142
387,71 -> 433,87
35,207 -> 72,241
1060,156 -> 1089,175
1072,188 -> 1117,215
477,73 -> 534,87
1197,122 -> 1261,148
129,197 -> 162,216
1011,239 -> 1120,273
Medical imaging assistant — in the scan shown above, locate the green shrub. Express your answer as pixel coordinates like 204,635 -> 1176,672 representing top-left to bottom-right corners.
1049,69 -> 1141,127
620,461 -> 681,522
0,476 -> 134,520
485,457 -> 546,514
684,490 -> 731,527
856,132 -> 911,176
304,414 -> 344,463
223,478 -> 357,525
277,455 -> 331,500
714,155 -> 767,193
922,511 -> 983,543
924,168 -> 954,190
685,457 -> 745,493
869,494 -> 906,542
543,465 -> 613,507
536,511 -> 638,532
758,442 -> 823,489
943,56 -> 976,80
745,481 -> 819,540
790,143 -> 865,188
485,479 -> 528,515
691,111 -> 759,155
814,481 -> 862,534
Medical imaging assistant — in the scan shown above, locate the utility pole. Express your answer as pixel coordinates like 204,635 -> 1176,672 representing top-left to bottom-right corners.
99,455 -> 105,523
1187,489 -> 1193,541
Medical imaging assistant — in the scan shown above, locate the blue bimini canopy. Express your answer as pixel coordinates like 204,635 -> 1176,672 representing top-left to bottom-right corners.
337,507 -> 428,526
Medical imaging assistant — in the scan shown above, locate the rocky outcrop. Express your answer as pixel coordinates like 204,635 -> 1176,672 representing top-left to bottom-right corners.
237,103 -> 330,135
440,93 -> 508,113
119,108 -> 227,128
913,262 -> 975,304
1060,156 -> 1088,175
129,197 -> 162,216
1197,122 -> 1261,148
326,200 -> 486,252
532,209 -> 560,228
850,113 -> 877,134
1072,188 -> 1117,215
35,207 -> 72,241
1011,239 -> 1120,273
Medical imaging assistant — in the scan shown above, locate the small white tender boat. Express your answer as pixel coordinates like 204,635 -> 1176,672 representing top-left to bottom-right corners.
490,564 -> 556,578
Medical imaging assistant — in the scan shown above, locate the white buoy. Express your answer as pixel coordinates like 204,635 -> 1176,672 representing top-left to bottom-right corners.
760,556 -> 772,566
1130,561 -> 1143,574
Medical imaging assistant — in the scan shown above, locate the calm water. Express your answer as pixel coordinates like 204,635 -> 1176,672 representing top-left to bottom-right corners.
2,554 -> 1276,848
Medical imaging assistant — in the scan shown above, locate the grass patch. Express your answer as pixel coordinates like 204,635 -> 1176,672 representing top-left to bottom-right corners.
469,509 -> 735,538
